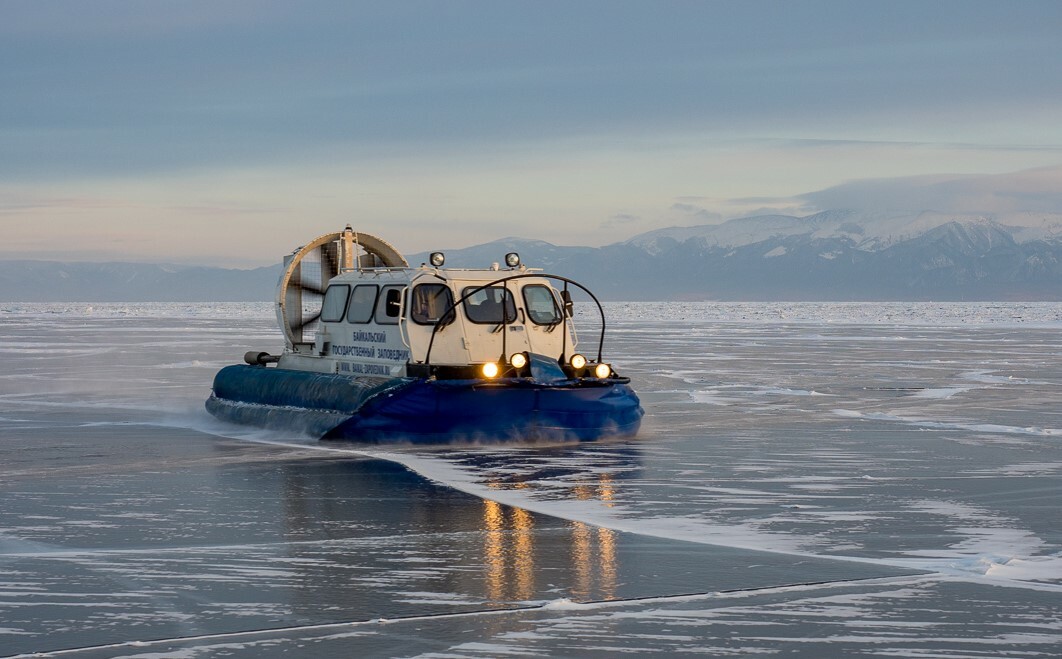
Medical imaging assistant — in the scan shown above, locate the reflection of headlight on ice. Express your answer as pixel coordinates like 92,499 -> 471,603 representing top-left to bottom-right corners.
481,362 -> 500,379
569,354 -> 587,370
509,352 -> 528,369
593,363 -> 611,379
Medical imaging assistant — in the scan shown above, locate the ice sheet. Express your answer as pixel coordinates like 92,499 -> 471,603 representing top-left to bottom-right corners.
1,302 -> 1060,657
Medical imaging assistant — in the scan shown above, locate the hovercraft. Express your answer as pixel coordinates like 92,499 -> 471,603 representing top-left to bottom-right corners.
205,227 -> 643,443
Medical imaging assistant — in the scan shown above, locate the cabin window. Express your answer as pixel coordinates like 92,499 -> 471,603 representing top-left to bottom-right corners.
375,285 -> 405,325
410,284 -> 455,325
320,284 -> 351,323
462,286 -> 517,324
522,284 -> 562,325
346,285 -> 378,324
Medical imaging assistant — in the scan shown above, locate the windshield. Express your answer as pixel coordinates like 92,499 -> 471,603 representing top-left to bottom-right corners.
411,284 -> 455,325
522,284 -> 562,325
462,286 -> 517,324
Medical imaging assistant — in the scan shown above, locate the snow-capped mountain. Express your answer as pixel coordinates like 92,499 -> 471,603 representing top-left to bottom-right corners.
406,238 -> 595,272
399,211 -> 1062,300
2,211 -> 1061,301
627,210 -> 1062,254
602,210 -> 1062,300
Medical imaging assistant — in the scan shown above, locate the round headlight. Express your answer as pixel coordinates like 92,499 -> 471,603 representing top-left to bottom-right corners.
481,362 -> 500,379
593,363 -> 611,379
569,354 -> 587,370
504,252 -> 520,268
509,352 -> 528,369
429,252 -> 445,267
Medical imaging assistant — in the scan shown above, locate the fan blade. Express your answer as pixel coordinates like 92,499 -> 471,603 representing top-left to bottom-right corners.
287,245 -> 338,294
296,310 -> 322,331
291,280 -> 327,297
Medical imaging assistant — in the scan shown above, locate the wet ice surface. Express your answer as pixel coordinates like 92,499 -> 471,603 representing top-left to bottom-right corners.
1,302 -> 1060,657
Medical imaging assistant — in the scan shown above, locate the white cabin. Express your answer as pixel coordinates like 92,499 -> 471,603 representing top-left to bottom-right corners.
278,263 -> 581,379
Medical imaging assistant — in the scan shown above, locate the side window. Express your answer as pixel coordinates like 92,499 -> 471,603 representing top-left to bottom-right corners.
463,286 -> 517,324
375,285 -> 405,325
320,284 -> 350,323
522,285 -> 562,325
346,285 -> 378,324
410,284 -> 455,325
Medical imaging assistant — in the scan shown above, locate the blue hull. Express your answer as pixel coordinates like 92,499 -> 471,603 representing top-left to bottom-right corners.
205,365 -> 643,444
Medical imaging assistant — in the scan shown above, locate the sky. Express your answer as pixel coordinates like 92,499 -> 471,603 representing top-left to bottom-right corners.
2,1 -> 1062,267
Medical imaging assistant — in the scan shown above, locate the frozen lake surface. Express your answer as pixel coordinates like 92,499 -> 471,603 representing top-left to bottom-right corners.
1,302 -> 1060,657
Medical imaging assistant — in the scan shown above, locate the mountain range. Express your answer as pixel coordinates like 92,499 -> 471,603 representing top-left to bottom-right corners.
410,210 -> 1062,301
3,210 -> 1061,302
0,260 -> 282,303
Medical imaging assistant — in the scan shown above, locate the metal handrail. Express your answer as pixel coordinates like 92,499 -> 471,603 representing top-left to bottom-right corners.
422,273 -> 607,369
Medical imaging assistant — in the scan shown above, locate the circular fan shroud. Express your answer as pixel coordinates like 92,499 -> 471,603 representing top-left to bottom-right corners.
275,229 -> 407,349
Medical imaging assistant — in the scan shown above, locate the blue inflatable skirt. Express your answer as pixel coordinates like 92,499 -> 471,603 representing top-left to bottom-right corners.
205,364 -> 643,444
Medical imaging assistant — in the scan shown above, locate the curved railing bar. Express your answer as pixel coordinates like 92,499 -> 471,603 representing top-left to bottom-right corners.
560,281 -> 569,366
500,279 -> 509,362
422,273 -> 606,370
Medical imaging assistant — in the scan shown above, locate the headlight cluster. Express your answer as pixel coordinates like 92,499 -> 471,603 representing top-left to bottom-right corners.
568,354 -> 613,379
479,352 -> 530,380
478,353 -> 614,380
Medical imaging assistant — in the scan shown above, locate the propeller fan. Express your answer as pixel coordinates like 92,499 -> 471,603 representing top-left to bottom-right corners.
275,226 -> 408,349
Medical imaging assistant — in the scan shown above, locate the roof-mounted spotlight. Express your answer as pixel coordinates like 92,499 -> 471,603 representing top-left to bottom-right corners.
504,252 -> 521,268
429,252 -> 446,267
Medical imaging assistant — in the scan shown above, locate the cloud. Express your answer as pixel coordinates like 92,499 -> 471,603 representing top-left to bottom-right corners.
5,4 -> 1062,264
5,2 -> 1062,182
670,203 -> 723,223
799,166 -> 1062,215
600,213 -> 642,229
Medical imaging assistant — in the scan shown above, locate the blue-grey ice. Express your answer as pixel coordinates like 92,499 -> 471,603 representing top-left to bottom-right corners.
1,302 -> 1060,657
